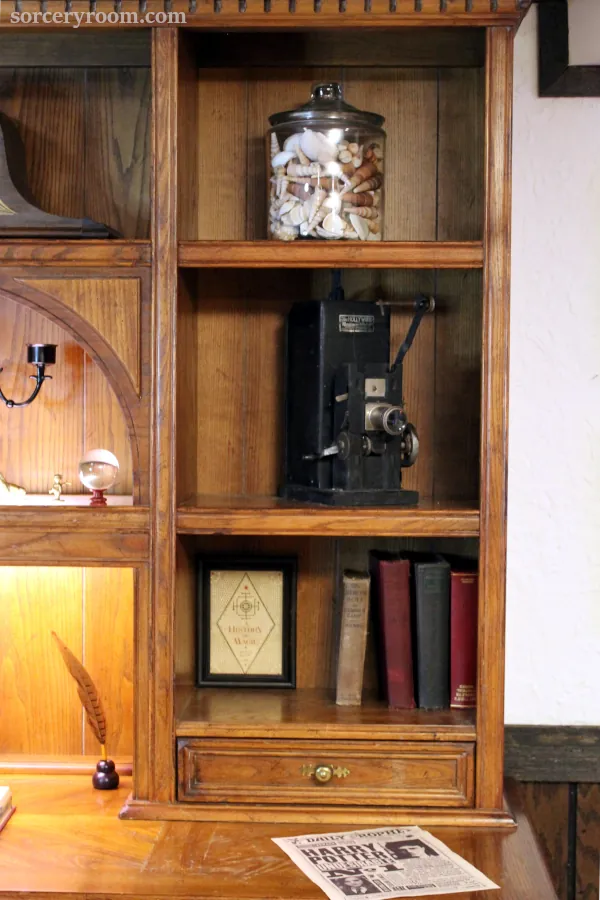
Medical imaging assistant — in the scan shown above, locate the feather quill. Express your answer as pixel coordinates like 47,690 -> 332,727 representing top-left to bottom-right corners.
51,632 -> 107,758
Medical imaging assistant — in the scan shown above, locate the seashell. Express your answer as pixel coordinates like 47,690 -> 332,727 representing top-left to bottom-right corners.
301,206 -> 326,236
342,191 -> 374,207
348,161 -> 379,190
349,213 -> 369,241
324,192 -> 342,214
283,133 -> 302,152
352,147 -> 364,168
296,145 -> 311,166
338,149 -> 352,164
287,181 -> 314,200
307,188 -> 327,228
322,212 -> 346,236
372,192 -> 381,208
316,225 -> 343,240
348,142 -> 359,154
341,162 -> 355,177
279,199 -> 297,216
300,129 -> 338,165
274,223 -> 298,241
270,132 -> 280,161
345,229 -> 360,240
367,220 -> 380,234
309,176 -> 335,191
289,203 -> 308,226
367,230 -> 382,241
287,176 -> 314,184
343,205 -> 378,219
272,150 -> 296,169
354,174 -> 383,193
338,140 -> 348,150
372,144 -> 384,160
287,162 -> 321,178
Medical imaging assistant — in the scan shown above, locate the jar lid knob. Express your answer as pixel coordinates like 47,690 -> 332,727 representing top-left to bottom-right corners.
312,83 -> 343,103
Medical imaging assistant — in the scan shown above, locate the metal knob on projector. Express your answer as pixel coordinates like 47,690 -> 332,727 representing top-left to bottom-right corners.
365,403 -> 407,436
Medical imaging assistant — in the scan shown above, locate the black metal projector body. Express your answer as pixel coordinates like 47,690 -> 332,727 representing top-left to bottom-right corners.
281,297 -> 427,507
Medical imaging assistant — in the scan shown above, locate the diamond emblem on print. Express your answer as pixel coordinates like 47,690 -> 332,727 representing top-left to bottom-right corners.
217,573 -> 275,674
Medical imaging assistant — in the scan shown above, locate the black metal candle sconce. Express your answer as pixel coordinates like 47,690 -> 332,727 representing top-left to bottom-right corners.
0,343 -> 56,408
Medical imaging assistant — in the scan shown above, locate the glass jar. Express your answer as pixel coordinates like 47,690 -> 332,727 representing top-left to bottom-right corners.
267,83 -> 385,243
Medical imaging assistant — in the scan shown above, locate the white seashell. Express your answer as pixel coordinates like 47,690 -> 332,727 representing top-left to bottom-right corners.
324,192 -> 342,214
307,188 -> 326,226
272,150 -> 296,169
338,140 -> 348,150
274,223 -> 298,241
338,149 -> 352,164
348,143 -> 359,154
287,162 -> 321,178
289,203 -> 308,226
279,199 -> 297,215
316,225 -> 343,240
301,207 -> 326,236
296,146 -> 311,166
283,133 -> 302,152
300,129 -> 338,165
322,212 -> 346,236
349,213 -> 369,241
270,132 -> 280,161
345,229 -> 360,239
367,230 -> 382,241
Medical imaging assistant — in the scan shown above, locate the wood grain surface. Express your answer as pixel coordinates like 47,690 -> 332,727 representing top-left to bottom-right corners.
577,784 -> 600,900
178,737 -> 474,807
509,782 -> 570,900
0,293 -> 133,494
0,568 -> 134,759
0,66 -> 150,238
0,774 -> 562,899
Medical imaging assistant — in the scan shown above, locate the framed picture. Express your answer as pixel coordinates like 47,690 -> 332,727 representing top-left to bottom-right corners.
197,557 -> 297,688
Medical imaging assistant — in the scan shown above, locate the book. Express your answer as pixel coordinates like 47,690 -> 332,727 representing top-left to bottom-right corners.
412,556 -> 451,710
450,564 -> 478,709
336,571 -> 370,706
370,554 -> 416,709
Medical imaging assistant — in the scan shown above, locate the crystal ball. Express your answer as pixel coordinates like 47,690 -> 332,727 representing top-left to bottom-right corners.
78,449 -> 119,493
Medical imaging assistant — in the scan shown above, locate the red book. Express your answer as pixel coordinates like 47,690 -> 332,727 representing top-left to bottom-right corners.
370,555 -> 415,709
450,568 -> 478,709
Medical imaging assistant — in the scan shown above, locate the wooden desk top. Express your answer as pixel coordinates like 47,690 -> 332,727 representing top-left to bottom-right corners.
0,776 -> 557,900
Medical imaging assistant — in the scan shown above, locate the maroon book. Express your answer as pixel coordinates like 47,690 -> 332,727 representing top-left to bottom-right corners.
370,555 -> 415,709
450,569 -> 478,709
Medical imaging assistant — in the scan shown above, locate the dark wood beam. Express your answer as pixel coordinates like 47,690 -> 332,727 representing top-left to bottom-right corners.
0,32 -> 150,68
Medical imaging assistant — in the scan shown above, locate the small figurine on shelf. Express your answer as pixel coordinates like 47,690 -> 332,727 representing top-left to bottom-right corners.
51,632 -> 119,791
78,449 -> 119,507
48,474 -> 70,502
0,472 -> 26,502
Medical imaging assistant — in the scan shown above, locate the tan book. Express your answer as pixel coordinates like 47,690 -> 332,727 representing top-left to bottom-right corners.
336,571 -> 370,706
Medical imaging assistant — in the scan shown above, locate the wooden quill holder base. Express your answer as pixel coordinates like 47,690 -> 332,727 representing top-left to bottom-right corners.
92,760 -> 119,791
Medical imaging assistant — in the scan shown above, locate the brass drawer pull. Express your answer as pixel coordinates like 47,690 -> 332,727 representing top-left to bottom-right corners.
301,764 -> 350,784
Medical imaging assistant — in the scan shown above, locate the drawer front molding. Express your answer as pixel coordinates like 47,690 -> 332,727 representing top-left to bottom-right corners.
178,739 -> 474,808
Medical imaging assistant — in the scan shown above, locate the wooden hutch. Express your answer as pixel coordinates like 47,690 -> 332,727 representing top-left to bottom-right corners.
0,0 -> 529,853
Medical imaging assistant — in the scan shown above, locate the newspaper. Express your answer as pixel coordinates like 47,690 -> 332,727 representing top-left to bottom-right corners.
273,826 -> 499,899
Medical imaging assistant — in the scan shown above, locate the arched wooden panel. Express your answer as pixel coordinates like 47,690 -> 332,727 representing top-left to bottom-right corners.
23,278 -> 141,396
0,294 -> 133,494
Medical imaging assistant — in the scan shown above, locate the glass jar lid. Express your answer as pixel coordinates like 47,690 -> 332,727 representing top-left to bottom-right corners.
268,83 -> 385,130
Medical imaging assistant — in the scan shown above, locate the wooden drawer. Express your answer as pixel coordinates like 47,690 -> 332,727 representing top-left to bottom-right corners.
177,738 -> 474,807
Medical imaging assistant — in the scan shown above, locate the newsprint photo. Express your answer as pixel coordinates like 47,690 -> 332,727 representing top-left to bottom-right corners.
273,826 -> 499,900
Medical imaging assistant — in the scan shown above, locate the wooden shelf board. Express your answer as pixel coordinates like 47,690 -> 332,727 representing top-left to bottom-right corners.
177,496 -> 479,537
175,687 -> 477,742
0,506 -> 150,564
0,240 -> 151,267
178,240 -> 484,270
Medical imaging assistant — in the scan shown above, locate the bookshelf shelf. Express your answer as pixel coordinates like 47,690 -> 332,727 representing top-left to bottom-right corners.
176,496 -> 480,538
178,241 -> 484,270
175,687 -> 477,742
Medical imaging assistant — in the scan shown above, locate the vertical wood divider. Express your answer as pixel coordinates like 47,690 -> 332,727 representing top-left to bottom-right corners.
149,27 -> 179,803
476,25 -> 513,812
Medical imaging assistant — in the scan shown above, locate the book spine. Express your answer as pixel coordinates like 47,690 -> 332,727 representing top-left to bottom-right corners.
377,559 -> 415,709
336,572 -> 370,706
450,572 -> 478,708
414,561 -> 451,709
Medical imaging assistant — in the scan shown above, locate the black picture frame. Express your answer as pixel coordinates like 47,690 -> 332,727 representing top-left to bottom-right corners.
539,0 -> 600,97
196,556 -> 297,689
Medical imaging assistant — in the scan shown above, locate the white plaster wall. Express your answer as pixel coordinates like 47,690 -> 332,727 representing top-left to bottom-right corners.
569,0 -> 600,66
505,7 -> 600,724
